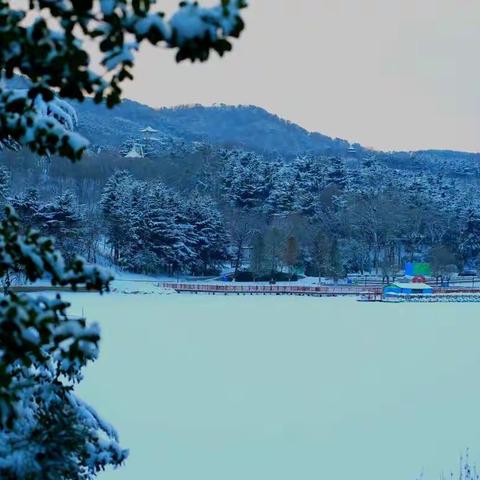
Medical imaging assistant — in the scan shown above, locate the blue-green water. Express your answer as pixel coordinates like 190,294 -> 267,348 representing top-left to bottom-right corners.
71,294 -> 480,480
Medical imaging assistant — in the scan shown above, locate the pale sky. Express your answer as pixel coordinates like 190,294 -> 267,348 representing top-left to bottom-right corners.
122,0 -> 480,153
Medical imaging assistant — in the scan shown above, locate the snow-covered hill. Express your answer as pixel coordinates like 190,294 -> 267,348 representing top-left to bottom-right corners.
74,99 -> 480,169
74,100 -> 354,157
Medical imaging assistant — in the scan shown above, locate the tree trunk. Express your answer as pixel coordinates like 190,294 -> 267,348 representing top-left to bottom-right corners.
233,244 -> 242,276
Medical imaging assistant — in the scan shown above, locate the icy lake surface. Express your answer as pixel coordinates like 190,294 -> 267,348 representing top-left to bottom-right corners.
67,293 -> 480,480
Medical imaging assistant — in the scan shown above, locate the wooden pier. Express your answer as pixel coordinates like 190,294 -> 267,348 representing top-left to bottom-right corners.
161,282 -> 382,297
161,283 -> 480,303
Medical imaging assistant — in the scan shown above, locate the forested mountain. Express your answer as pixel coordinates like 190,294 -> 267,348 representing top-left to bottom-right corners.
73,98 -> 480,166
7,73 -> 480,164
74,100 -> 353,156
2,93 -> 480,280
153,104 -> 352,156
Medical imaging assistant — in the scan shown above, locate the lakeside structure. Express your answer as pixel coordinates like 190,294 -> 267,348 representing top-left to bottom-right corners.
384,283 -> 433,296
160,281 -> 480,304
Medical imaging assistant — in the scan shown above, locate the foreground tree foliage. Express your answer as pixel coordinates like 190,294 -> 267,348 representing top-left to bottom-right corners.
0,0 -> 246,158
0,207 -> 127,478
0,0 -> 246,477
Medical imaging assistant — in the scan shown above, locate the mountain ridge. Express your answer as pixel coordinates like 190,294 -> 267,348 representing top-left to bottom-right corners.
74,98 -> 480,162
7,75 -> 478,159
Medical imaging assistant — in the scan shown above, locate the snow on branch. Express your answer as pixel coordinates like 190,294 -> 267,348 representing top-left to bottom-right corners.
0,0 -> 247,158
0,88 -> 87,160
0,206 -> 113,423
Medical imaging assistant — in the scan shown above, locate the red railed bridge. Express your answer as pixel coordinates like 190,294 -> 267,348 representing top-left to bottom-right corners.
161,283 -> 381,296
160,283 -> 480,298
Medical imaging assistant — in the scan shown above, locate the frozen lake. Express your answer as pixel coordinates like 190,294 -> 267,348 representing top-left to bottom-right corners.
66,293 -> 480,480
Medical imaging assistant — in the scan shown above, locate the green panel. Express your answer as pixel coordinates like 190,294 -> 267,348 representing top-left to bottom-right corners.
413,262 -> 431,276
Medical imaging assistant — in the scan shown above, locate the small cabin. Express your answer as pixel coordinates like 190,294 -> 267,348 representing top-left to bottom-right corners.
124,143 -> 144,158
140,126 -> 158,134
384,282 -> 433,296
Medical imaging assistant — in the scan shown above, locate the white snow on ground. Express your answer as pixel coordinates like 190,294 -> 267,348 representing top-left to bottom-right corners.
109,272 -> 174,294
30,271 -> 175,294
63,291 -> 480,480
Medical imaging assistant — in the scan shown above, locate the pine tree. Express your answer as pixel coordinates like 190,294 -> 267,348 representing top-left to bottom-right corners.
294,156 -> 327,217
37,191 -> 85,261
221,150 -> 270,210
120,180 -> 150,272
185,195 -> 228,275
326,157 -> 347,189
265,165 -> 297,216
141,184 -> 196,275
9,188 -> 40,230
459,209 -> 480,263
101,170 -> 134,264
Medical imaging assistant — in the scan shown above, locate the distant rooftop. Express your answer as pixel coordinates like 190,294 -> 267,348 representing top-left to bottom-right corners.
388,282 -> 432,290
140,126 -> 158,133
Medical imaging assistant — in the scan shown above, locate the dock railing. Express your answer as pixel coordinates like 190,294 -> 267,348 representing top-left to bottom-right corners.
160,282 -> 383,296
160,282 -> 480,297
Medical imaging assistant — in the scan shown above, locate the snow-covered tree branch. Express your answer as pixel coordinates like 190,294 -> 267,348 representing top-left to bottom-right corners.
1,0 -> 246,92
0,0 -> 248,477
0,0 -> 246,159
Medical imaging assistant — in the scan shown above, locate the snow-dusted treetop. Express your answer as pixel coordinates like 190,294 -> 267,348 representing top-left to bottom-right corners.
0,0 -> 247,160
